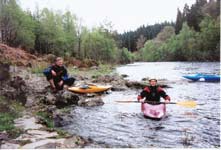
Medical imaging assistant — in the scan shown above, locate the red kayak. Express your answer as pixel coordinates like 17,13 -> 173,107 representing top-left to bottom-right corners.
141,103 -> 166,120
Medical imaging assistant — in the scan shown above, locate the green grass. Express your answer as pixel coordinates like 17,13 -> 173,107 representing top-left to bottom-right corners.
55,129 -> 71,138
30,61 -> 49,75
68,64 -> 115,79
36,111 -> 54,128
0,113 -> 16,131
0,96 -> 24,138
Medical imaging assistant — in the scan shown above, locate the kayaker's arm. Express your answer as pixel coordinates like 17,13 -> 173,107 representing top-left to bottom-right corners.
157,87 -> 171,101
137,87 -> 150,102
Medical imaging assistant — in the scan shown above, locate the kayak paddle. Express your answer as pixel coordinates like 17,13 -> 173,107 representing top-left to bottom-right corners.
115,100 -> 197,108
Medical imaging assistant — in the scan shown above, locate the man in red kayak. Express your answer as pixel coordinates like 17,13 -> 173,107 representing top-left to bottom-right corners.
43,57 -> 75,92
137,78 -> 170,104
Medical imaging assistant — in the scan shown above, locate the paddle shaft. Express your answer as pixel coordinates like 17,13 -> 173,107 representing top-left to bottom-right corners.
115,100 -> 197,108
116,100 -> 176,104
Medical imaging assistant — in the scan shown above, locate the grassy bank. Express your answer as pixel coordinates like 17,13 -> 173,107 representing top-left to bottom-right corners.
68,64 -> 116,79
0,96 -> 24,138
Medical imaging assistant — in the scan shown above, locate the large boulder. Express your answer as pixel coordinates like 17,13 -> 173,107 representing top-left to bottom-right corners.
41,90 -> 79,108
54,91 -> 79,108
0,76 -> 27,105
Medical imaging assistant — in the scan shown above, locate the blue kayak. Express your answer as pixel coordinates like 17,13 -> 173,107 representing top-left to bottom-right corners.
183,74 -> 220,82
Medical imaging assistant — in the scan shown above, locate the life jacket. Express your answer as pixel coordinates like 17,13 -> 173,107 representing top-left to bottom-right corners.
143,86 -> 163,102
43,66 -> 52,76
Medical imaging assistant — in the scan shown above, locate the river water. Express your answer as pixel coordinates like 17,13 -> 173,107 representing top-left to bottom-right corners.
63,62 -> 220,148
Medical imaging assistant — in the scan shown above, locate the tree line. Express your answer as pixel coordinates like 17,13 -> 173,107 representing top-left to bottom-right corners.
0,0 -> 134,63
0,0 -> 220,63
138,0 -> 220,61
117,22 -> 175,52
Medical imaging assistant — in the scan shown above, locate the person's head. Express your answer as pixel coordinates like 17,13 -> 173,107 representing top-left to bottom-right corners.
55,57 -> 63,67
149,79 -> 157,86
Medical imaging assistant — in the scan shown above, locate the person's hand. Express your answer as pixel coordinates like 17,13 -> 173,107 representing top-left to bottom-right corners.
51,70 -> 56,76
165,99 -> 170,103
139,99 -> 145,103
58,80 -> 63,87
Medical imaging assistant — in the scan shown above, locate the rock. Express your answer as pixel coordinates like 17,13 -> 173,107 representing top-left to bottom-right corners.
62,136 -> 86,148
0,142 -> 20,149
0,132 -> 9,141
45,93 -> 56,105
14,116 -> 43,130
27,130 -> 58,139
54,91 -> 79,108
36,142 -> 62,149
25,96 -> 35,107
90,66 -> 99,70
125,81 -> 170,89
7,76 -> 27,105
78,97 -> 104,107
125,81 -> 147,89
121,74 -> 128,78
111,86 -> 127,91
0,62 -> 10,82
21,139 -> 65,149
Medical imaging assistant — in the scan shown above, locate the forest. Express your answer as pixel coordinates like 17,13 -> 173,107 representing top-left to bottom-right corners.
0,0 -> 220,63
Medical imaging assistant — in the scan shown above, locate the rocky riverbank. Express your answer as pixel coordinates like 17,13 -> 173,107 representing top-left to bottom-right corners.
0,44 -> 172,148
0,60 -> 173,148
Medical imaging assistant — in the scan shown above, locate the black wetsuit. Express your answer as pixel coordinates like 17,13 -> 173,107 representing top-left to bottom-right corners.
45,64 -> 75,90
138,86 -> 170,103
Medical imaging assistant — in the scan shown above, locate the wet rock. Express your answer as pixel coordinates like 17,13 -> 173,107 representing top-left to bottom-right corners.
78,97 -> 104,107
54,91 -> 79,108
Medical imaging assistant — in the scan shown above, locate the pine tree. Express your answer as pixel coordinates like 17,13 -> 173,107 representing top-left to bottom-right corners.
175,8 -> 183,34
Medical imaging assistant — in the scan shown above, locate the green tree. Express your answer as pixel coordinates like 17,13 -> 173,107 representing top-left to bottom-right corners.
118,48 -> 134,64
175,8 -> 184,34
0,0 -> 36,49
198,16 -> 220,60
81,27 -> 118,62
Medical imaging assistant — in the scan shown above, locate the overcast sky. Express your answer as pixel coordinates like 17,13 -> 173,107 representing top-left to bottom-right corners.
18,0 -> 196,33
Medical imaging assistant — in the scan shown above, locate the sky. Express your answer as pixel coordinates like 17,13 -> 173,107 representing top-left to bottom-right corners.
18,0 -> 196,33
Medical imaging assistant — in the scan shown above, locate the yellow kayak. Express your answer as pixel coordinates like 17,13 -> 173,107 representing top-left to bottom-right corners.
68,84 -> 112,94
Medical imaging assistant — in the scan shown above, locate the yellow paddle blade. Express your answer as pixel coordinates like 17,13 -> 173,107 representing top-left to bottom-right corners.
176,101 -> 197,108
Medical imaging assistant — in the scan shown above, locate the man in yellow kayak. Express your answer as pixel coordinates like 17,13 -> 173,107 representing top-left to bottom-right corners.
43,57 -> 75,92
137,78 -> 170,103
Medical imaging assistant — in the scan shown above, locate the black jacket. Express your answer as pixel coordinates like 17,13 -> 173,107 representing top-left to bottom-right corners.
51,65 -> 67,83
138,86 -> 170,102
